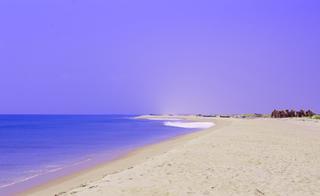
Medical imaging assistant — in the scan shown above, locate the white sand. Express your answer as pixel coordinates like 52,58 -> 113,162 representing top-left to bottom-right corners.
23,116 -> 320,196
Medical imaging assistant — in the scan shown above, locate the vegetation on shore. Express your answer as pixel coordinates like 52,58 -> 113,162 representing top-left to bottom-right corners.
312,115 -> 320,120
271,109 -> 315,118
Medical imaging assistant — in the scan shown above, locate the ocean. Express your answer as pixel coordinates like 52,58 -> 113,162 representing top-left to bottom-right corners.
0,115 -> 199,194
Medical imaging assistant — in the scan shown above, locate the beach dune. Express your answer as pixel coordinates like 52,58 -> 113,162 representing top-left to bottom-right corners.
24,116 -> 320,196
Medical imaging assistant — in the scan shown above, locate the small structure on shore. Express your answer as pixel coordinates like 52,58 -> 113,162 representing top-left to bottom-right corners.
271,109 -> 315,118
197,114 -> 217,118
219,115 -> 231,118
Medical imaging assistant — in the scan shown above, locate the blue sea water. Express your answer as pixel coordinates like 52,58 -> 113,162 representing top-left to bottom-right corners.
0,115 -> 197,194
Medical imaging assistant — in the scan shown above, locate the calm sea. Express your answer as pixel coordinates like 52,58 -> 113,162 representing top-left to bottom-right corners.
0,115 -> 197,194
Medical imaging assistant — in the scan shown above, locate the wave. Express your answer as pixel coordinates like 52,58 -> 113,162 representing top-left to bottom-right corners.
164,121 -> 215,129
145,118 -> 183,121
0,158 -> 92,190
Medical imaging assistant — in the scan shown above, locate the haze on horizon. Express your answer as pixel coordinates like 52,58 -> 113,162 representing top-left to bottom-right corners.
0,0 -> 319,114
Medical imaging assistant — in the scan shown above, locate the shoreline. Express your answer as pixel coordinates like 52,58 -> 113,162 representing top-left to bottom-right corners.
20,115 -> 218,196
20,116 -> 320,195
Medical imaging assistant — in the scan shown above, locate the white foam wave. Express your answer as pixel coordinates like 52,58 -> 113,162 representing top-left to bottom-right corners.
164,121 -> 215,129
145,118 -> 182,121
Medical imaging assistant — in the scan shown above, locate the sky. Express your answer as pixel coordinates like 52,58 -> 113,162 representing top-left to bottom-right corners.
0,0 -> 319,114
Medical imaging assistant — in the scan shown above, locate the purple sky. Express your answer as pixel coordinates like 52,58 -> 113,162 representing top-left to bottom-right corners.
0,0 -> 319,114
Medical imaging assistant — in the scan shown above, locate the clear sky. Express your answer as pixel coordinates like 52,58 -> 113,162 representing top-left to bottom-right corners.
0,0 -> 319,114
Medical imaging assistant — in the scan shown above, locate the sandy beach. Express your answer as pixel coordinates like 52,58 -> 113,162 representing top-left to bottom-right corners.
22,115 -> 320,196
